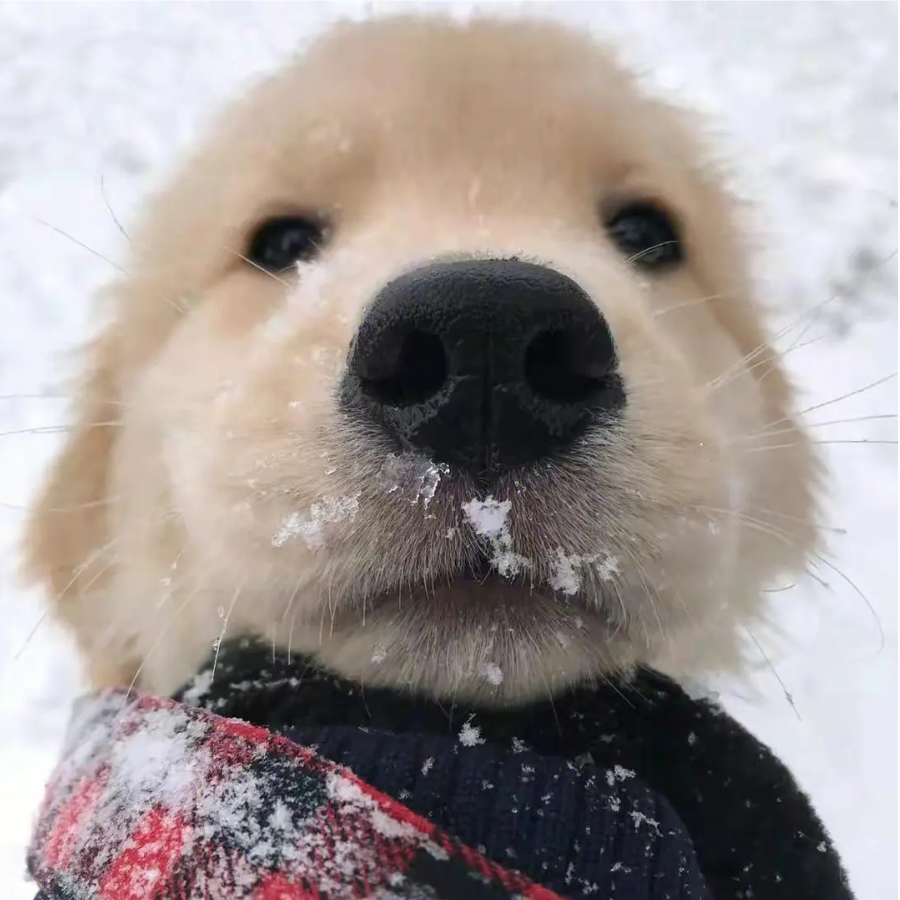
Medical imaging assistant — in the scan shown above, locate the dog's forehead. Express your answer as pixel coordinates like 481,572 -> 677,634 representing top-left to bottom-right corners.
269,18 -> 653,165
302,17 -> 621,87
150,17 -> 707,277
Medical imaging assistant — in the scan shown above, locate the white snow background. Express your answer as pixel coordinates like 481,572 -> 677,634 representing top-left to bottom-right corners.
0,3 -> 895,898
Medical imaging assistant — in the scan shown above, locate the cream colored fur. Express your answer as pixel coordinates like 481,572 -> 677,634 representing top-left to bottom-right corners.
23,16 -> 820,704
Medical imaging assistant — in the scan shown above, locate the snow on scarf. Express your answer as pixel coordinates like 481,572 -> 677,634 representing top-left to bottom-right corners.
27,690 -> 565,900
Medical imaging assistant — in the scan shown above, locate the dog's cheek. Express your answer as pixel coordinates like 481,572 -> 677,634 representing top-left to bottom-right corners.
602,311 -> 745,636
606,302 -> 815,675
170,321 -> 366,586
645,270 -> 820,585
650,284 -> 819,585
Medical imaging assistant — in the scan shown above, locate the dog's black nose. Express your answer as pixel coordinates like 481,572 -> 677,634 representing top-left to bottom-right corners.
342,259 -> 625,478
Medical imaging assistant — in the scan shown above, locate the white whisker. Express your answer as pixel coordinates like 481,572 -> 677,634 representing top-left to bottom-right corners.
99,173 -> 130,242
741,438 -> 896,454
795,373 -> 897,419
745,627 -> 801,721
35,218 -> 128,275
810,552 -> 885,654
211,586 -> 242,682
0,421 -> 122,439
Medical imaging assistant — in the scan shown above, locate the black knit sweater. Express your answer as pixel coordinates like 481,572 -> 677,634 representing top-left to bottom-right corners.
173,638 -> 854,900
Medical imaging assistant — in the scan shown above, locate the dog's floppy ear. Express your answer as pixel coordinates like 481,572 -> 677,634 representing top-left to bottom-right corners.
21,287 -> 130,682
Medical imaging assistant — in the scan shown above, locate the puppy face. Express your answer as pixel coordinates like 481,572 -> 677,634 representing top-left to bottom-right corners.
25,17 -> 820,702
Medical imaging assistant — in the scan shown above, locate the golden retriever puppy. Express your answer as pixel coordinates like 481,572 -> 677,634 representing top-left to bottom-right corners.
23,15 -> 819,703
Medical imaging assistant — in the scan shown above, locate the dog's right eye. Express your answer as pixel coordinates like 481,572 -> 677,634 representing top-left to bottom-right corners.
604,201 -> 683,269
246,216 -> 327,272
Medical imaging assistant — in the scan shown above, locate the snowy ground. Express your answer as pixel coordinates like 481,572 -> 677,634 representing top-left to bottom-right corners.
0,3 -> 895,898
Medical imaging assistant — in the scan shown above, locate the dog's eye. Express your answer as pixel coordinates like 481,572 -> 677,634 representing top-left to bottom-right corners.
246,216 -> 327,272
605,202 -> 683,268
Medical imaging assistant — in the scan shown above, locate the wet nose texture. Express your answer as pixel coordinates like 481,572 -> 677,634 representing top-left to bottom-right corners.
341,259 -> 626,479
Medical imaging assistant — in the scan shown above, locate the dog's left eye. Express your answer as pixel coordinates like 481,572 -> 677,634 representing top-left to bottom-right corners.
246,216 -> 327,272
605,202 -> 683,268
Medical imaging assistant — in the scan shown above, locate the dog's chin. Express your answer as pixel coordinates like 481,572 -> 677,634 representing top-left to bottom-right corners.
308,564 -> 636,705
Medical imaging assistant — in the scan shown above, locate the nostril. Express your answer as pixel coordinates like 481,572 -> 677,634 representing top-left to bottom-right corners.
359,330 -> 447,407
345,260 -> 626,474
525,328 -> 614,403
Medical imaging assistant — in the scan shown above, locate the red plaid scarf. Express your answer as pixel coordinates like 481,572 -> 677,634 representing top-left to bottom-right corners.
29,690 -> 569,900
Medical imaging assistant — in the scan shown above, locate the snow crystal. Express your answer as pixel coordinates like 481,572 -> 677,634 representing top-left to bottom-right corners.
481,662 -> 503,686
550,548 -> 620,595
282,771 -> 431,890
272,493 -> 360,548
462,501 -> 622,590
462,496 -> 531,577
109,710 -> 206,808
595,555 -> 620,581
179,669 -> 214,707
550,550 -> 582,595
458,719 -> 485,747
197,767 -> 309,867
379,452 -> 448,508
680,677 -> 721,704
421,757 -> 434,775
629,810 -> 661,834
327,772 -> 413,842
612,764 -> 635,782
422,843 -> 450,862
462,496 -> 511,537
